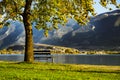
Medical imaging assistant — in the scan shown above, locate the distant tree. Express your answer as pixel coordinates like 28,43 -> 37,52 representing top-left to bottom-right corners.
0,0 -> 119,62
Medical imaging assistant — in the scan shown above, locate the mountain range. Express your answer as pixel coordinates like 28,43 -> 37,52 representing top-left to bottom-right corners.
0,9 -> 120,50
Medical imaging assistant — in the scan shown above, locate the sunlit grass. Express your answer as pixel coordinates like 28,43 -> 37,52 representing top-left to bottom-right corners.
0,61 -> 120,80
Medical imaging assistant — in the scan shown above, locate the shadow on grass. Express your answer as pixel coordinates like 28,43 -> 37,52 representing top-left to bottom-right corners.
48,69 -> 120,74
76,70 -> 120,74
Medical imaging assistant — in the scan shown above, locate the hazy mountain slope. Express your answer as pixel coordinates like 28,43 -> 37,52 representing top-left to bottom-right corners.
0,21 -> 24,49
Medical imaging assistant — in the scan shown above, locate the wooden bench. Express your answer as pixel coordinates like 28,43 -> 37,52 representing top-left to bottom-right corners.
34,50 -> 53,62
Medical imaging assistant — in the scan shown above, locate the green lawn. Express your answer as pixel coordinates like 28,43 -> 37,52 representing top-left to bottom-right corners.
0,61 -> 120,80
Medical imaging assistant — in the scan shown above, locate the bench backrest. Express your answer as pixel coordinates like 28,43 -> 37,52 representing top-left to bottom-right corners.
34,50 -> 51,55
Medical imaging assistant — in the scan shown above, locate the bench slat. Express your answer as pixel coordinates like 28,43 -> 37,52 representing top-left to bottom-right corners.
34,50 -> 53,62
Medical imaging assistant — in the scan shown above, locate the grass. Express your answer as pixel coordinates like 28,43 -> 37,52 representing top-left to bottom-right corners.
0,61 -> 120,80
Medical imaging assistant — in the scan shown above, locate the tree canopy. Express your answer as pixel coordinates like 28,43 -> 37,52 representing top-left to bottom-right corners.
0,0 -> 119,31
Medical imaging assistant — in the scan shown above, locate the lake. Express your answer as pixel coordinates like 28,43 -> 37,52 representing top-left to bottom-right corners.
0,54 -> 120,65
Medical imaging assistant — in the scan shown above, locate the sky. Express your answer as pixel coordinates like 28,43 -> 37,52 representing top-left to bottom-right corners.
94,0 -> 120,14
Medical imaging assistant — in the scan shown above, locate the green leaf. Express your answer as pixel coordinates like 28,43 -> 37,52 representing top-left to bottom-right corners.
44,30 -> 49,37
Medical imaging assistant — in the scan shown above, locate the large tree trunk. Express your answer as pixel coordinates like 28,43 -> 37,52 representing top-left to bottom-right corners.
23,0 -> 34,62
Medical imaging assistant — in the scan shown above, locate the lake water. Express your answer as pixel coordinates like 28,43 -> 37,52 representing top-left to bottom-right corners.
53,54 -> 120,65
0,54 -> 120,65
0,54 -> 24,61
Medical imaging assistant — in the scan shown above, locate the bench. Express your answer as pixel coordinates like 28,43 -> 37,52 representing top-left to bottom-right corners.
34,50 -> 53,62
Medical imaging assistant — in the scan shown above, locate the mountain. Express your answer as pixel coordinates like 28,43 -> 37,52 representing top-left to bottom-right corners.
0,21 -> 24,49
41,10 -> 120,49
0,10 -> 120,50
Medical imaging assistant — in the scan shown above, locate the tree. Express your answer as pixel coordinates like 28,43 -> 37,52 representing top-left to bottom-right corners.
0,0 -> 119,62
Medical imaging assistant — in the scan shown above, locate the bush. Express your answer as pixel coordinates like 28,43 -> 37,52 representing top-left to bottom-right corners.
65,49 -> 73,53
